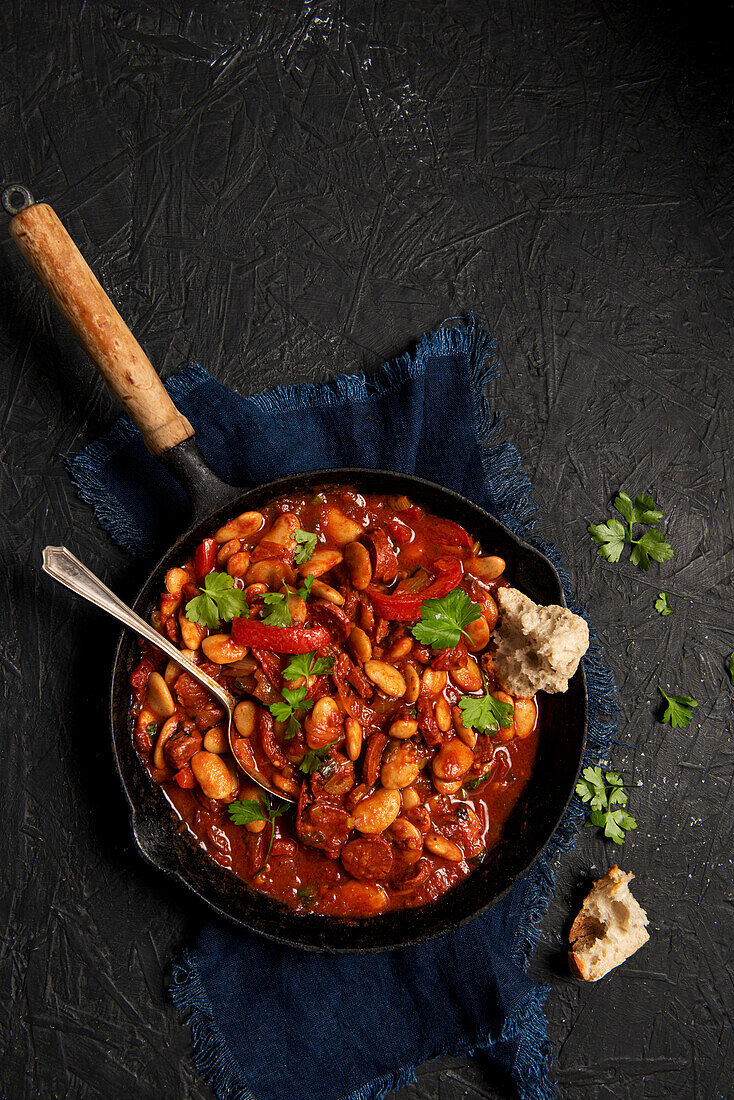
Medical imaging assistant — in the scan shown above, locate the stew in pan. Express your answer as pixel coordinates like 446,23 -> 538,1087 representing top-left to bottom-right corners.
129,486 -> 539,918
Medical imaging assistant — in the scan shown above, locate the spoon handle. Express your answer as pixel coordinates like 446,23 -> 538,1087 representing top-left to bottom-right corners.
41,546 -> 231,709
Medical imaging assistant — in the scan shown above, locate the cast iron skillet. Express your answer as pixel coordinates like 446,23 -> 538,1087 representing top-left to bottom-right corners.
5,186 -> 587,952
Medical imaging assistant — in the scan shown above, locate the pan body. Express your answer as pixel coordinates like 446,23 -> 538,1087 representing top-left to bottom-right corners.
110,468 -> 587,952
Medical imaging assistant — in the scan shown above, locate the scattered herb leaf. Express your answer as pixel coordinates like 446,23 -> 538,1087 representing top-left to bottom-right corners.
576,767 -> 639,844
298,738 -> 339,775
145,721 -> 157,737
654,592 -> 673,616
185,571 -> 249,628
588,491 -> 673,571
463,768 -> 494,792
468,849 -> 487,867
270,685 -> 314,739
458,674 -> 514,734
411,587 -> 482,649
228,792 -> 288,868
296,885 -> 316,901
293,529 -> 318,565
659,686 -> 698,728
283,651 -> 334,682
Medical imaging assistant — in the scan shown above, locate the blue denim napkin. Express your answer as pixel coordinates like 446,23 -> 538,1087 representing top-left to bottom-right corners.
66,317 -> 617,1100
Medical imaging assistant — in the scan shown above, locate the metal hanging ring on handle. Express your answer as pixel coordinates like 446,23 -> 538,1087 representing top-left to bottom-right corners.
2,184 -> 35,215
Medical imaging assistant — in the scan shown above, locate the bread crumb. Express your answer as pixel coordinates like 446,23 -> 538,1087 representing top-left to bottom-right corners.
492,587 -> 589,696
569,866 -> 649,981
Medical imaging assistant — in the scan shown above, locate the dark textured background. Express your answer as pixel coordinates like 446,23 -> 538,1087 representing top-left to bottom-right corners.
1,2 -> 732,1098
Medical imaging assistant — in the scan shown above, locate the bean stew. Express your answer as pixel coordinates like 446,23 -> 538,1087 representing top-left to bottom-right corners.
129,486 -> 539,919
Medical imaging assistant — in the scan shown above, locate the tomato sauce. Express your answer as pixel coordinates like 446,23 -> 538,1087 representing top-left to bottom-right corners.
130,486 -> 539,919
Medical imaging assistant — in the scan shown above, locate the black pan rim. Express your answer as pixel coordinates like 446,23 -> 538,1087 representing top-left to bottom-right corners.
109,467 -> 588,953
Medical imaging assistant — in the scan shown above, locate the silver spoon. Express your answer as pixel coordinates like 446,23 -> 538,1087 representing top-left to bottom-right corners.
42,546 -> 292,802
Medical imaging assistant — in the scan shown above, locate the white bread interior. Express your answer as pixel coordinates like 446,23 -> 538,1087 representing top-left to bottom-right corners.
569,865 -> 649,981
493,587 -> 589,696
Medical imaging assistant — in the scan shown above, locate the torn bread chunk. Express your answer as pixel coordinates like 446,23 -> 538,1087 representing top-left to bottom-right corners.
569,866 -> 649,981
492,587 -> 589,696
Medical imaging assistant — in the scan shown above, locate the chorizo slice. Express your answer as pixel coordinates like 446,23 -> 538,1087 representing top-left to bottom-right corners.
341,837 -> 394,882
296,803 -> 350,860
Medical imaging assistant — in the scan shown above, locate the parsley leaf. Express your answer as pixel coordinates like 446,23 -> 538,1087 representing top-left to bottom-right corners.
299,573 -> 315,601
587,518 -> 626,563
283,651 -> 334,682
298,738 -> 338,775
411,587 -> 482,649
614,491 -> 663,526
588,490 -> 673,571
576,767 -> 639,844
659,686 -> 698,728
654,592 -> 673,616
185,571 -> 249,628
270,685 -> 314,739
261,591 -> 293,627
630,528 -> 674,571
292,529 -> 318,565
228,792 -> 288,869
729,652 -> 734,685
458,674 -> 514,734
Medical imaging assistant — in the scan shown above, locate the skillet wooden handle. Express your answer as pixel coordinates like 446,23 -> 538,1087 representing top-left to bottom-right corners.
8,201 -> 194,457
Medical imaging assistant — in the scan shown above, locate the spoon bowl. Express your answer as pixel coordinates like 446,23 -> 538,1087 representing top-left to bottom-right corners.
41,546 -> 292,803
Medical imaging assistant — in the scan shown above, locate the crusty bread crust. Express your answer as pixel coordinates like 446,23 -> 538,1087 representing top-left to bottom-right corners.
568,865 -> 649,981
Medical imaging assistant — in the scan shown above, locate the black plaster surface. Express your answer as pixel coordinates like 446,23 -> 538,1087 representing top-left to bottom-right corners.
1,2 -> 732,1098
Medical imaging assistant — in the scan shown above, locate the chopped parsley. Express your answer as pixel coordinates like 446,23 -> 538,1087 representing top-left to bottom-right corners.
283,651 -> 335,682
411,587 -> 482,649
261,591 -> 293,627
270,685 -> 314,740
458,675 -> 514,734
293,529 -> 318,565
228,791 -> 288,868
298,738 -> 339,775
184,571 -> 248,628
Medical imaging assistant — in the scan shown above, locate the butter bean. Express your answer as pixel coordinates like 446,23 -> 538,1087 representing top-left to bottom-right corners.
349,626 -> 372,664
343,541 -> 372,590
345,717 -> 363,761
364,660 -> 406,698
147,671 -> 175,719
425,832 -> 463,862
513,696 -> 537,738
352,788 -> 401,835
381,741 -> 420,789
233,700 -> 257,738
190,751 -> 237,801
201,634 -> 248,664
214,511 -> 264,543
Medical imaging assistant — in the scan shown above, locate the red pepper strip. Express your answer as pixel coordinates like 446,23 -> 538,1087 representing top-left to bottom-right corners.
385,517 -> 413,545
232,618 -> 331,653
400,506 -> 473,549
173,765 -> 196,788
195,537 -> 218,578
367,556 -> 464,621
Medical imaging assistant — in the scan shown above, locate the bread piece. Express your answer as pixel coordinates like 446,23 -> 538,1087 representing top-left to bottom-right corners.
569,866 -> 649,981
492,587 -> 589,696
